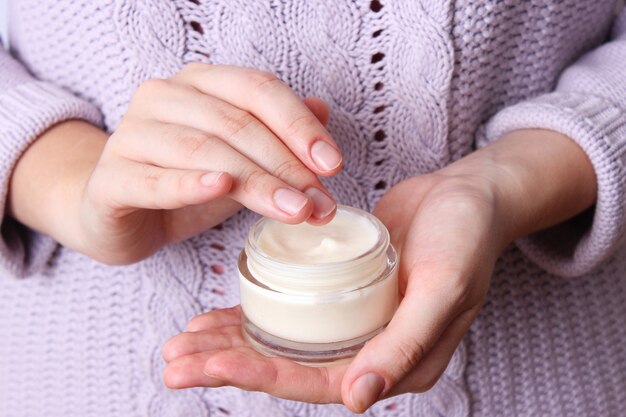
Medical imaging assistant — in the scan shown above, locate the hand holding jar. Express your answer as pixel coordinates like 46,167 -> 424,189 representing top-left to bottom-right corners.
163,129 -> 597,413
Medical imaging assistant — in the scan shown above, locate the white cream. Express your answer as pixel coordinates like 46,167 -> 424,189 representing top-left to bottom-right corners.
256,213 -> 379,264
239,205 -> 399,361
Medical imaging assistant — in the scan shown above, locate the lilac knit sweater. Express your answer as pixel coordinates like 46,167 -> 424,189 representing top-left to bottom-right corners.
1,1 -> 626,416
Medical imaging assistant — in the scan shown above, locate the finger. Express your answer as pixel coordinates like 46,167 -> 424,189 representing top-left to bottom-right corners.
174,64 -> 343,176
110,127 -> 317,223
340,279 -> 464,413
303,97 -> 330,127
114,121 -> 335,222
163,350 -> 224,389
162,325 -> 246,362
94,159 -> 232,211
186,305 -> 243,332
129,84 -> 329,188
387,307 -> 478,397
202,347 -> 346,403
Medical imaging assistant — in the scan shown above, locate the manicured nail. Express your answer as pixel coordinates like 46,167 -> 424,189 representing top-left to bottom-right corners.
311,140 -> 342,172
273,188 -> 309,215
200,172 -> 223,186
349,372 -> 385,412
305,187 -> 336,219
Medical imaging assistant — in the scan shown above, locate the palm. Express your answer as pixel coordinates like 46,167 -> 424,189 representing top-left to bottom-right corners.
163,306 -> 348,403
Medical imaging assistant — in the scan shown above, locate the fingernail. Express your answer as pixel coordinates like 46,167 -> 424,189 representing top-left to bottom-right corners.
349,373 -> 386,412
311,140 -> 342,172
200,172 -> 223,186
273,188 -> 309,215
305,187 -> 336,219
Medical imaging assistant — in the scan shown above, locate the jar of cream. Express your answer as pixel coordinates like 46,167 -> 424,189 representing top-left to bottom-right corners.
238,205 -> 399,365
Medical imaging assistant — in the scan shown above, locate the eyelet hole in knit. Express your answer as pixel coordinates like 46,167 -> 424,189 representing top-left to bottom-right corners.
210,243 -> 225,251
373,105 -> 386,114
375,180 -> 387,190
371,52 -> 385,63
374,129 -> 386,142
211,264 -> 224,274
189,0 -> 200,4
375,159 -> 385,166
370,0 -> 383,12
190,21 -> 204,34
372,29 -> 383,38
374,82 -> 384,91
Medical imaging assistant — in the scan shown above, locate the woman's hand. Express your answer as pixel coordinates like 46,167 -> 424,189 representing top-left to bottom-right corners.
161,129 -> 597,412
9,64 -> 342,265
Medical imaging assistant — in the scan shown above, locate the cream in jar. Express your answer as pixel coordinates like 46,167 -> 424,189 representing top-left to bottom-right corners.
238,205 -> 399,364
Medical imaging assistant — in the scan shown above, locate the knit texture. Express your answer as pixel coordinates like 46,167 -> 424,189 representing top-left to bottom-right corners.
1,1 -> 625,416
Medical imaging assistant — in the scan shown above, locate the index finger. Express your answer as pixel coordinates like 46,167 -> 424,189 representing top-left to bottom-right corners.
202,347 -> 347,404
174,64 -> 343,176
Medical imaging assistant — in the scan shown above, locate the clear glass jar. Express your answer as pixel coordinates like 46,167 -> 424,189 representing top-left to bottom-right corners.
238,205 -> 398,365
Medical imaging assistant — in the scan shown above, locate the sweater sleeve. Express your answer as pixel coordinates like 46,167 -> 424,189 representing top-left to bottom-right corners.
479,9 -> 626,277
0,45 -> 102,278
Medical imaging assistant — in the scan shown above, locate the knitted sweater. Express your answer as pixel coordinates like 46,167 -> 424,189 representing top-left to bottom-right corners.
1,1 -> 626,416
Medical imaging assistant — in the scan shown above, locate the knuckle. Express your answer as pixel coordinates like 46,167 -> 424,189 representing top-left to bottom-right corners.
247,70 -> 282,94
175,172 -> 203,206
240,169 -> 271,195
180,61 -> 210,75
273,158 -> 312,183
285,113 -> 320,138
134,78 -> 172,102
162,335 -> 185,361
181,132 -> 214,160
394,337 -> 426,376
313,367 -> 333,403
140,165 -> 161,192
220,109 -> 257,140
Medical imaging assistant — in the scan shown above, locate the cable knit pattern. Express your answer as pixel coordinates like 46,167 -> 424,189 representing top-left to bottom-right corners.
1,1 -> 626,417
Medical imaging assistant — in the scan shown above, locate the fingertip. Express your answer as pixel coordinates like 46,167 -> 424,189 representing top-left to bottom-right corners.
310,140 -> 343,176
161,332 -> 194,363
272,188 -> 314,224
161,337 -> 178,363
163,361 -> 187,390
203,171 -> 233,194
191,171 -> 233,205
304,187 -> 337,224
345,372 -> 386,413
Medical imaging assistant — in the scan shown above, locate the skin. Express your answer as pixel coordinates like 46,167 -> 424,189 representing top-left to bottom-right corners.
8,64 -> 597,412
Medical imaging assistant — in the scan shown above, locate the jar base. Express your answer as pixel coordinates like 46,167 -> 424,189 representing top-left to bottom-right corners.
242,313 -> 386,366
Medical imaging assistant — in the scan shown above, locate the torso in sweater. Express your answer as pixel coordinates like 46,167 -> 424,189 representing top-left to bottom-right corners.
1,1 -> 625,417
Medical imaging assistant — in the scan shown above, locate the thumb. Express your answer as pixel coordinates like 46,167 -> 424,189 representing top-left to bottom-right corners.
341,281 -> 461,413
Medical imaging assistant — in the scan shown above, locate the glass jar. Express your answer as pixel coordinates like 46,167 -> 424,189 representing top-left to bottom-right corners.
238,205 -> 399,365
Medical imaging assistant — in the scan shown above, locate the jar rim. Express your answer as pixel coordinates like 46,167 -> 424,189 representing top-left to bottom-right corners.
238,243 -> 398,297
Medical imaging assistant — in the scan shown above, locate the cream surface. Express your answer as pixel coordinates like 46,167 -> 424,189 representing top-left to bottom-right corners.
256,210 -> 379,264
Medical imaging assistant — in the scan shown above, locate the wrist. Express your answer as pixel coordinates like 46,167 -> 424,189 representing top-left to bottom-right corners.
441,129 -> 597,248
9,120 -> 107,249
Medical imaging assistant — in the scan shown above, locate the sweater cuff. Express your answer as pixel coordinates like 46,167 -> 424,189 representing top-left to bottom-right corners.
480,92 -> 626,277
0,81 -> 102,278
